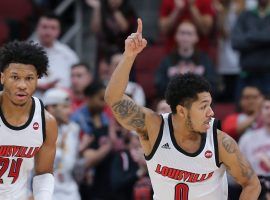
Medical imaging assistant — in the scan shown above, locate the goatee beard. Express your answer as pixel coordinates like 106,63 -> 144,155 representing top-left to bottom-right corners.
186,113 -> 204,135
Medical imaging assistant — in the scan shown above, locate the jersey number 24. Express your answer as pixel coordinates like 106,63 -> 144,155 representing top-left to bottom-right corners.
0,158 -> 23,184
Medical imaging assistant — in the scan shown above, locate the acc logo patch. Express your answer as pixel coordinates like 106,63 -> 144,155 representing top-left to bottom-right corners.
205,150 -> 213,159
33,122 -> 39,130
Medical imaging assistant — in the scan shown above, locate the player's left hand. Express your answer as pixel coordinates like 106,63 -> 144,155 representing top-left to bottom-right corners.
124,18 -> 147,57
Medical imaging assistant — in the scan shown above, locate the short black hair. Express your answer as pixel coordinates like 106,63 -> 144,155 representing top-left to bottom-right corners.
241,84 -> 263,96
165,73 -> 211,113
71,62 -> 92,73
84,80 -> 105,97
0,41 -> 48,78
39,12 -> 61,23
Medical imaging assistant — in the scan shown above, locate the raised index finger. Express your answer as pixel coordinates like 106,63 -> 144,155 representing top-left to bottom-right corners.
137,18 -> 143,34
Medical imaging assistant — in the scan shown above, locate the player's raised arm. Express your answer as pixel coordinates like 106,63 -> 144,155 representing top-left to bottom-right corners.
218,130 -> 261,200
105,19 -> 160,145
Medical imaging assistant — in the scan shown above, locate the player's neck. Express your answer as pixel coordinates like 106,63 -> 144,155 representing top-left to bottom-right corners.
172,114 -> 200,141
0,93 -> 32,117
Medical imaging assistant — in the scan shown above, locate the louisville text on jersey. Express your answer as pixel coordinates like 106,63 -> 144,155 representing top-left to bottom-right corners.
0,145 -> 40,158
155,164 -> 214,183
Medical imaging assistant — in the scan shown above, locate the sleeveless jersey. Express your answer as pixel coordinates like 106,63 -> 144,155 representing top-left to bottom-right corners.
0,97 -> 45,200
145,113 -> 228,200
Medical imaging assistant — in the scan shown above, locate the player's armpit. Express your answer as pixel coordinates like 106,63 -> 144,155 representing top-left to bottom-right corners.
111,95 -> 160,141
218,130 -> 261,200
34,111 -> 58,175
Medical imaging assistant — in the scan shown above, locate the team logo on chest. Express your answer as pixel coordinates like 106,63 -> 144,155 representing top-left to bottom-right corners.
204,150 -> 213,159
33,122 -> 39,130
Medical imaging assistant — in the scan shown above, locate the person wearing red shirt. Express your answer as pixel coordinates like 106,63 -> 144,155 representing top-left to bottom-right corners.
159,0 -> 217,61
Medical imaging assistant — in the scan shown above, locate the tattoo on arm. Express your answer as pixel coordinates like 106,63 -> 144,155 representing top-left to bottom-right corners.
222,136 -> 236,153
222,135 -> 254,180
112,99 -> 148,139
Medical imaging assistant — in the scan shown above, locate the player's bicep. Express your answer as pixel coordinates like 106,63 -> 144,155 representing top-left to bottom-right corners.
111,95 -> 156,140
218,131 -> 256,186
34,111 -> 58,175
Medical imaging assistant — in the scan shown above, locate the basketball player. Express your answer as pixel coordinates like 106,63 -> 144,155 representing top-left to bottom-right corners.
0,41 -> 57,200
104,19 -> 261,199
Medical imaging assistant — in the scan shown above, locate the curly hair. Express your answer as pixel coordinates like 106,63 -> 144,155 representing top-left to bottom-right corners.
165,73 -> 211,113
0,41 -> 48,78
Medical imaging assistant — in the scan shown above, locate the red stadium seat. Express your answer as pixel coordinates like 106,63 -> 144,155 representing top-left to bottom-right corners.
0,20 -> 9,45
134,45 -> 167,106
0,0 -> 33,22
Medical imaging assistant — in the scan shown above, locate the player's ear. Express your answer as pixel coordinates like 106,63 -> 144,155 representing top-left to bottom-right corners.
176,104 -> 186,117
1,72 -> 4,85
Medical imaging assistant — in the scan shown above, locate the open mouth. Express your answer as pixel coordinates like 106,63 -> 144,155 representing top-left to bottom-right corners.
16,93 -> 28,100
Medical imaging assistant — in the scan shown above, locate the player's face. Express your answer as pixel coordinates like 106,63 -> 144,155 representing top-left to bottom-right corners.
185,92 -> 214,134
261,100 -> 270,126
71,66 -> 92,93
37,17 -> 60,46
55,103 -> 72,124
1,63 -> 38,106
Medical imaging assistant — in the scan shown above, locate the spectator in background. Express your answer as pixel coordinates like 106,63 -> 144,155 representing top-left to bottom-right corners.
155,21 -> 218,98
156,99 -> 171,114
239,95 -> 270,199
35,13 -> 79,96
232,0 -> 270,97
86,0 -> 137,60
43,88 -> 81,200
246,0 -> 258,9
216,0 -> 244,102
110,134 -> 149,200
222,85 -> 264,141
100,51 -> 146,106
159,0 -> 217,61
70,63 -> 94,112
71,81 -> 113,200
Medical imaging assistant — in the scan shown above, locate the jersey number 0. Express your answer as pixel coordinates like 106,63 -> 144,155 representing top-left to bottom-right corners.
175,183 -> 189,200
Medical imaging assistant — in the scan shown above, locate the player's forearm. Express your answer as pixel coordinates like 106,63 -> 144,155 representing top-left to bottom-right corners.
239,178 -> 261,200
105,53 -> 136,106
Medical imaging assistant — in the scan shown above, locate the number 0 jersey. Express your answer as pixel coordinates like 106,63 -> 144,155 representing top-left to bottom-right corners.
0,97 -> 45,200
145,113 -> 228,200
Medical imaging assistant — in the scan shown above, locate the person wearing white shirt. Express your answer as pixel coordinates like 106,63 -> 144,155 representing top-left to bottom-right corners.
35,13 -> 79,94
43,88 -> 81,200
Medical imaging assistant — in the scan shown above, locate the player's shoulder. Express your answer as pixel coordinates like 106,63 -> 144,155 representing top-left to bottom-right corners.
44,110 -> 56,124
43,110 -> 58,142
216,129 -> 238,150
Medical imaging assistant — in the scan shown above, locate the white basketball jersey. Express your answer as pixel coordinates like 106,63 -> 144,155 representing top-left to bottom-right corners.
0,97 -> 45,200
145,113 -> 228,200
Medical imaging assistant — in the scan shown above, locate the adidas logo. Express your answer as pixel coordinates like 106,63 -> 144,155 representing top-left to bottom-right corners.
161,143 -> 171,149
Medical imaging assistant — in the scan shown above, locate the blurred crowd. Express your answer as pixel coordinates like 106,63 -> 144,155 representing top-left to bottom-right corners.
1,0 -> 270,199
